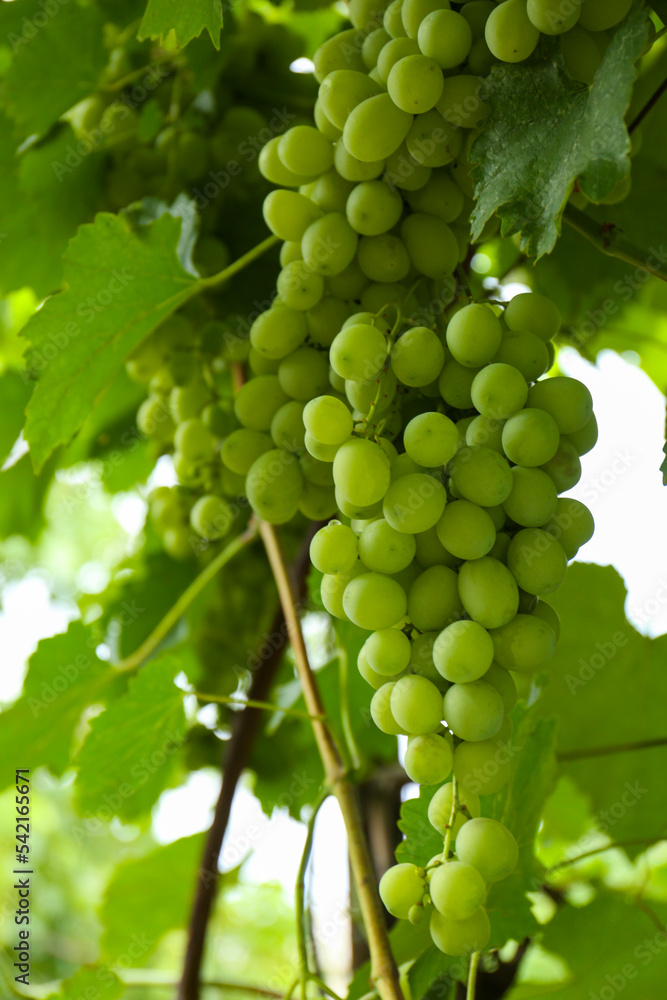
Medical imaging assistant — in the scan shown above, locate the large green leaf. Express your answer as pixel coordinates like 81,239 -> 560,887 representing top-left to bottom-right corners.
74,652 -> 188,821
138,0 -> 223,50
470,5 -> 649,258
0,369 -> 31,465
22,212 -> 199,471
396,783 -> 443,868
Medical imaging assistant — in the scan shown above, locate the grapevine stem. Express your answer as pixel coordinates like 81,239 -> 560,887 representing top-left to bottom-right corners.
629,75 -> 667,133
443,776 -> 459,861
545,837 -> 666,873
337,636 -> 362,772
259,521 -> 404,1000
295,793 -> 329,999
193,691 -> 326,721
200,235 -> 280,290
467,951 -> 481,1000
558,735 -> 667,760
116,521 -> 259,673
563,207 -> 667,283
114,979 -> 283,996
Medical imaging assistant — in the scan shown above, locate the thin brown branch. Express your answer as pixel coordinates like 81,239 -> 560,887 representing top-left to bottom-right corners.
629,75 -> 667,133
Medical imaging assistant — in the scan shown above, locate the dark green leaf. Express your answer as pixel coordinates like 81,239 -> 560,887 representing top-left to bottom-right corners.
138,0 -> 223,51
0,369 -> 31,465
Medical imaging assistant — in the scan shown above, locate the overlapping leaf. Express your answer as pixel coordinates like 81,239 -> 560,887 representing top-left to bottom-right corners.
139,0 -> 223,50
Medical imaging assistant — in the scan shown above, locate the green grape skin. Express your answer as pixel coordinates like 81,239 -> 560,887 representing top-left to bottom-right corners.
277,347 -> 330,402
384,0 -> 409,36
303,394 -> 353,445
383,473 -> 447,533
336,489 -> 384,520
249,349 -> 280,376
314,99 -> 343,140
276,263 -> 325,311
263,190 -> 322,242
365,628 -> 412,675
402,0 -> 451,39
471,363 -> 528,420
578,0 -> 631,31
250,306 -> 308,360
371,681 -> 407,734
446,303 -> 502,368
363,27 -> 392,67
404,733 -> 453,784
189,495 -> 233,541
501,408 -> 560,467
220,429 -> 272,475
409,631 -> 444,683
430,906 -> 491,956
310,521 -> 359,574
137,395 -> 175,443
453,737 -> 512,796
493,329 -> 549,382
458,556 -> 519,629
271,401 -> 307,452
429,860 -> 486,920
455,817 -> 519,882
527,376 -> 593,434
417,10 -> 472,68
314,30 -> 368,82
405,111 -> 462,168
349,0 -> 389,29
379,863 -> 425,918
468,35 -> 497,74
482,662 -> 517,712
436,500 -> 496,560
330,323 -> 387,382
391,328 -> 447,388
449,447 -> 513,508
305,432 -> 340,462
404,213 -> 459,280
406,173 -> 464,223
503,467 -> 558,528
329,259 -> 370,300
485,0 -> 540,63
307,297 -> 353,348
357,234 -> 411,283
489,613 -> 556,673
428,780 -> 480,836
343,94 -> 413,163
333,437 -> 391,507
301,451 -> 335,487
544,497 -> 595,559
565,411 -> 598,456
433,619 -> 494,684
174,418 -> 214,461
390,674 -> 444,734
358,646 -> 392,689
278,125 -> 334,176
170,379 -> 213,423
540,438 -> 582,492
259,136 -> 318,187
302,212 -> 359,276
387,54 -> 445,114
343,572 -> 408,630
321,564 -> 363,620
443,679 -> 504,741
439,360 -> 480,409
414,525 -> 459,569
312,171 -> 356,214
403,413 -> 458,469
384,142 -> 433,191
460,1 -> 494,38
507,529 -> 568,596
532,599 -> 561,641
437,74 -> 490,128
527,0 -> 581,33
504,292 -> 561,341
561,25 -> 602,85
408,564 -> 463,631
346,180 -> 404,236
346,371 -> 397,415
246,449 -> 304,524
377,37 -> 421,82
359,518 -> 417,573
299,480 -> 338,522
465,414 -> 505,454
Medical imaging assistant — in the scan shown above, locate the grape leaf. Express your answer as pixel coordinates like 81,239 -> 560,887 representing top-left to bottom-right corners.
396,784 -> 442,868
0,369 -> 31,465
100,833 -> 205,963
74,652 -> 188,821
408,945 -> 458,1000
2,3 -> 107,137
0,621 -> 111,787
538,563 -> 667,849
470,5 -> 649,259
22,211 -> 200,471
138,0 -> 223,50
55,967 -> 123,1000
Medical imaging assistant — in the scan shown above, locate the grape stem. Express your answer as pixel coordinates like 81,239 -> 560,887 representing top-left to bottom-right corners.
629,75 -> 667,133
116,520 -> 259,673
295,791 -> 329,1000
200,234 -> 280,290
558,735 -> 667,760
443,775 -> 459,862
193,691 -> 326,721
259,521 -> 404,1000
563,206 -> 667,283
467,951 -> 481,1000
545,837 -> 665,874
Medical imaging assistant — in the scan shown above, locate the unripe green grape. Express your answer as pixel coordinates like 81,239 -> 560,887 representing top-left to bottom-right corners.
234,376 -> 289,431
435,500 -> 495,561
404,733 -> 453,784
336,489 -> 384,520
465,415 -> 505,454
403,413 -> 458,469
303,394 -> 353,446
221,429 -> 273,475
485,0 -> 540,62
330,323 -> 387,382
408,564 -> 462,631
407,173 -> 464,222
430,906 -> 491,956
544,497 -> 594,559
453,737 -> 513,796
455,816 -> 519,882
319,69 -> 382,130
299,481 -> 338,520
278,347 -> 330,402
300,451 -> 335,487
443,680 -> 504,741
328,259 -> 370,299
263,189 -> 322,242
170,379 -> 213,423
540,438 -> 582,492
439,360 -> 480,409
471,363 -> 528,420
429,860 -> 486,920
271,401 -> 307,452
428,780 -> 480,837
246,448 -> 304,524
385,143 -> 433,191
343,572 -> 408,630
401,213 -> 458,277
413,525 -> 458,569
482,662 -> 517,712
357,234 -> 411,283
503,466 -> 558,528
302,213 -> 359,276
249,349 -> 280,376
379,863 -> 425,918
346,180 -> 404,236
418,10 -> 472,67
388,54 -> 444,114
174,418 -> 214,461
371,681 -> 408,734
359,518 -> 417,573
504,292 -> 561,341
449,447 -> 513,508
561,25 -> 602,85
507,528 -> 568,595
408,630 -> 441,682
532,599 -> 561,641
321,563 -> 364,619
307,297 -> 353,348
458,556 -> 519,629
468,35 -> 496,75
137,395 -> 175,443
527,376 -> 593,434
383,473 -> 447,533
377,37 -> 421,81
256,137 -> 304,186
310,521 -> 358,574
314,29 -> 367,81
565,411 -> 598,455
437,75 -> 490,128
402,0 -> 450,38
189,495 -> 234,540
527,0 -> 581,34
489,613 -> 555,673
305,432 -> 340,462
578,0 -> 631,31
250,306 -> 309,360
384,0 -> 408,37
276,263 -> 325,312
335,140 -> 386,182
493,329 -> 549,382
390,674 -> 444,734
314,100 -> 343,142
346,371 -> 397,414
460,2 -> 495,39
501,408 -> 560,467
433,619 -> 494,683
358,646 -> 391,689
363,27 -> 392,67
406,111 -> 462,167
278,125 -> 334,176
162,525 -> 194,560
365,627 -> 412,675
333,437 -> 391,507
446,304 -> 502,369
343,93 -> 413,162
391,328 -> 447,388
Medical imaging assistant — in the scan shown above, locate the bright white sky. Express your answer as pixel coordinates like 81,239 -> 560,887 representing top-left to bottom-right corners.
0,347 -> 665,980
